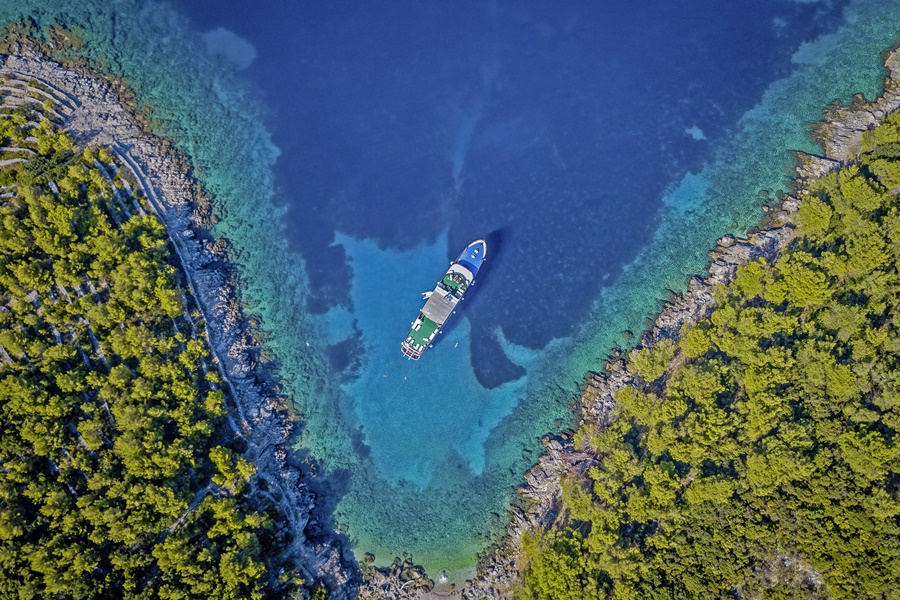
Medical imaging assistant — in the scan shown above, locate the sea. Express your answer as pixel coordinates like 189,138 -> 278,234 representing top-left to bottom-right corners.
3,0 -> 900,582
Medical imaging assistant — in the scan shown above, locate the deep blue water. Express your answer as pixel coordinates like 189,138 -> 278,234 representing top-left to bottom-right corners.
5,0 -> 900,582
180,0 -> 847,387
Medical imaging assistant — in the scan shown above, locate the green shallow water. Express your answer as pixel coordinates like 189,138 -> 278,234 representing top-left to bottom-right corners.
3,0 -> 900,582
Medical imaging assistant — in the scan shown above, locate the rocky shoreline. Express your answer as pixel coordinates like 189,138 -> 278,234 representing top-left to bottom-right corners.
8,35 -> 900,600
0,48 -> 359,596
409,45 -> 900,600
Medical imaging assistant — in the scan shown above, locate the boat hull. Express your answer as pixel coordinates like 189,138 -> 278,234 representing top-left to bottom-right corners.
401,239 -> 486,359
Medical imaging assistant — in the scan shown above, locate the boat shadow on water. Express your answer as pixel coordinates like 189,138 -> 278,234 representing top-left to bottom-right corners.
436,229 -> 527,388
435,227 -> 505,344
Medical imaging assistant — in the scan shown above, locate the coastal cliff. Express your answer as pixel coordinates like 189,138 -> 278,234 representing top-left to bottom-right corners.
0,47 -> 357,596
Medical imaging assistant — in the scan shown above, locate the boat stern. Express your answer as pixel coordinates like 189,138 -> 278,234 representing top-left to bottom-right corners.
401,341 -> 423,360
401,313 -> 439,360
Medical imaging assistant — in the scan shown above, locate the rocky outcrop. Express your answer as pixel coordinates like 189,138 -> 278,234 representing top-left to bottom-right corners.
0,50 -> 358,596
358,561 -> 435,599
811,44 -> 900,164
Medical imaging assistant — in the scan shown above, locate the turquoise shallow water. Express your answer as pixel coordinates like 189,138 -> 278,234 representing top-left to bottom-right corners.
329,233 -> 532,485
4,0 -> 900,582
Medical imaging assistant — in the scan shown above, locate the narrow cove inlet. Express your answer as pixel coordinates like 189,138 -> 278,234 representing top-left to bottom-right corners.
233,1 -> 900,581
2,0 -> 900,597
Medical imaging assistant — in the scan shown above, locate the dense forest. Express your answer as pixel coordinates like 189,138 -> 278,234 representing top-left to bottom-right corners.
0,85 -> 302,597
520,110 -> 900,598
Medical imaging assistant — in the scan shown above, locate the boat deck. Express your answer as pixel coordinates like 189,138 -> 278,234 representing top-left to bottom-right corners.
403,313 -> 439,357
421,287 -> 458,325
441,272 -> 468,293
